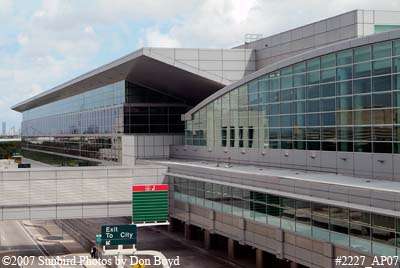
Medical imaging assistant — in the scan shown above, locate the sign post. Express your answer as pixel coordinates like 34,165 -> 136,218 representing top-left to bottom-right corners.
95,234 -> 102,244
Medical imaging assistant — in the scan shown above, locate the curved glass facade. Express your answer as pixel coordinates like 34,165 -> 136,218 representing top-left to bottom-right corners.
185,39 -> 400,154
172,176 -> 400,256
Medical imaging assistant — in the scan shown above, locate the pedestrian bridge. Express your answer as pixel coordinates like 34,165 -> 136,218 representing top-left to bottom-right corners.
0,165 -> 167,221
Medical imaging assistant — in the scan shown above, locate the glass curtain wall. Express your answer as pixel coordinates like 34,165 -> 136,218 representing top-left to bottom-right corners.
172,176 -> 400,256
185,39 -> 400,154
21,80 -> 188,163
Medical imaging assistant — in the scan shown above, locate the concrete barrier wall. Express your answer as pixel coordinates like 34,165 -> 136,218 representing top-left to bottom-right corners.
171,145 -> 400,182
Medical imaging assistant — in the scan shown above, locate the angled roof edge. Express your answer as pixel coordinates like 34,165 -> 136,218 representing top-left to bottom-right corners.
184,29 -> 400,121
12,47 -> 248,112
11,48 -> 144,111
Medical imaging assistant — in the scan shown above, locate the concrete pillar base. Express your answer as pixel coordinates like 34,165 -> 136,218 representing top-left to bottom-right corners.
228,238 -> 236,259
184,223 -> 191,240
203,230 -> 213,249
168,217 -> 174,232
256,248 -> 264,268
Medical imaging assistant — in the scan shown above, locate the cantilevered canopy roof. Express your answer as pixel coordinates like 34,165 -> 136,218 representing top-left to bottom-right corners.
12,48 -> 231,112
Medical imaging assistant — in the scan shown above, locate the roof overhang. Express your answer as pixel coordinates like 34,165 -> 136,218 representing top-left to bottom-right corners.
12,48 -> 231,112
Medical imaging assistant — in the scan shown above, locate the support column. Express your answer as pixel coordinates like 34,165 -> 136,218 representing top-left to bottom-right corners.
256,248 -> 264,268
168,217 -> 174,232
290,261 -> 298,268
184,223 -> 191,240
203,230 -> 213,249
323,242 -> 333,268
227,238 -> 236,259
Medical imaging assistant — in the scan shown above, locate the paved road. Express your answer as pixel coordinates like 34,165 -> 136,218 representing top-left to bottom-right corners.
64,217 -> 239,268
0,221 -> 82,268
0,218 -> 242,268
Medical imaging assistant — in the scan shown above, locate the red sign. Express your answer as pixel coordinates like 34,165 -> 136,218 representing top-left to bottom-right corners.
132,184 -> 169,192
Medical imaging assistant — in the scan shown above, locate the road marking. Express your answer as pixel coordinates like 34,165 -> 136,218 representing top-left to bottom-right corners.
16,221 -> 60,268
0,226 -> 11,250
17,221 -> 86,268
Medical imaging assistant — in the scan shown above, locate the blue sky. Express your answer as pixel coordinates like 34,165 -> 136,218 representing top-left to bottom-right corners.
1,0 -> 400,133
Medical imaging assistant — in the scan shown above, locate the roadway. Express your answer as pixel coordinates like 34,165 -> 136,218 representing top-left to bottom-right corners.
0,221 -> 85,268
63,217 -> 241,268
0,218 -> 243,268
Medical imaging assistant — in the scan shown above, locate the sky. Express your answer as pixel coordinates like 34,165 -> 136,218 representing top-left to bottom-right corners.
1,0 -> 400,132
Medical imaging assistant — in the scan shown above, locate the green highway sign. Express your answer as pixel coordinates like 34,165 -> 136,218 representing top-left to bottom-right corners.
95,234 -> 102,243
132,184 -> 169,224
101,224 -> 137,246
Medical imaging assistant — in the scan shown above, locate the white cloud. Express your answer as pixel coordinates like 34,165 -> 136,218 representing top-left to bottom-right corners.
0,0 -> 101,128
33,10 -> 45,18
144,28 -> 181,48
16,34 -> 29,45
84,25 -> 94,34
231,0 -> 257,23
0,0 -> 12,16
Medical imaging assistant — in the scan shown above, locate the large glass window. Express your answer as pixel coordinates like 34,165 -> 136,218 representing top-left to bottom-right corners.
185,38 -> 400,155
173,176 -> 400,256
354,78 -> 371,94
321,54 -> 336,68
337,49 -> 353,65
354,62 -> 371,78
373,41 -> 392,59
354,46 -> 371,63
373,59 -> 392,76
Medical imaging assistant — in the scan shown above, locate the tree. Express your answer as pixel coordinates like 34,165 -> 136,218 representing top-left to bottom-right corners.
0,141 -> 21,159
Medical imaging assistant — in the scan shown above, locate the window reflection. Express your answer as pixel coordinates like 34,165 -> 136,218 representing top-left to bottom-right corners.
173,177 -> 400,255
185,39 -> 400,154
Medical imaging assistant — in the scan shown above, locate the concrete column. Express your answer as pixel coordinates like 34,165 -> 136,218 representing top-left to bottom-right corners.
256,248 -> 264,268
228,238 -> 236,259
290,261 -> 298,268
168,217 -> 174,232
203,230 -> 213,249
184,223 -> 191,240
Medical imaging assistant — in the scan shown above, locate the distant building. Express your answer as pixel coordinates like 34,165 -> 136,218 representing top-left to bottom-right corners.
1,122 -> 5,136
9,126 -> 15,136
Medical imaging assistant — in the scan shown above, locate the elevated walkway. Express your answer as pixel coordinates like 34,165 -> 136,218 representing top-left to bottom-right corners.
0,165 -> 166,221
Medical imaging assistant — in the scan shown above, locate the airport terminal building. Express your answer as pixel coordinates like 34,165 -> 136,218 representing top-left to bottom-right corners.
11,9 -> 400,268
